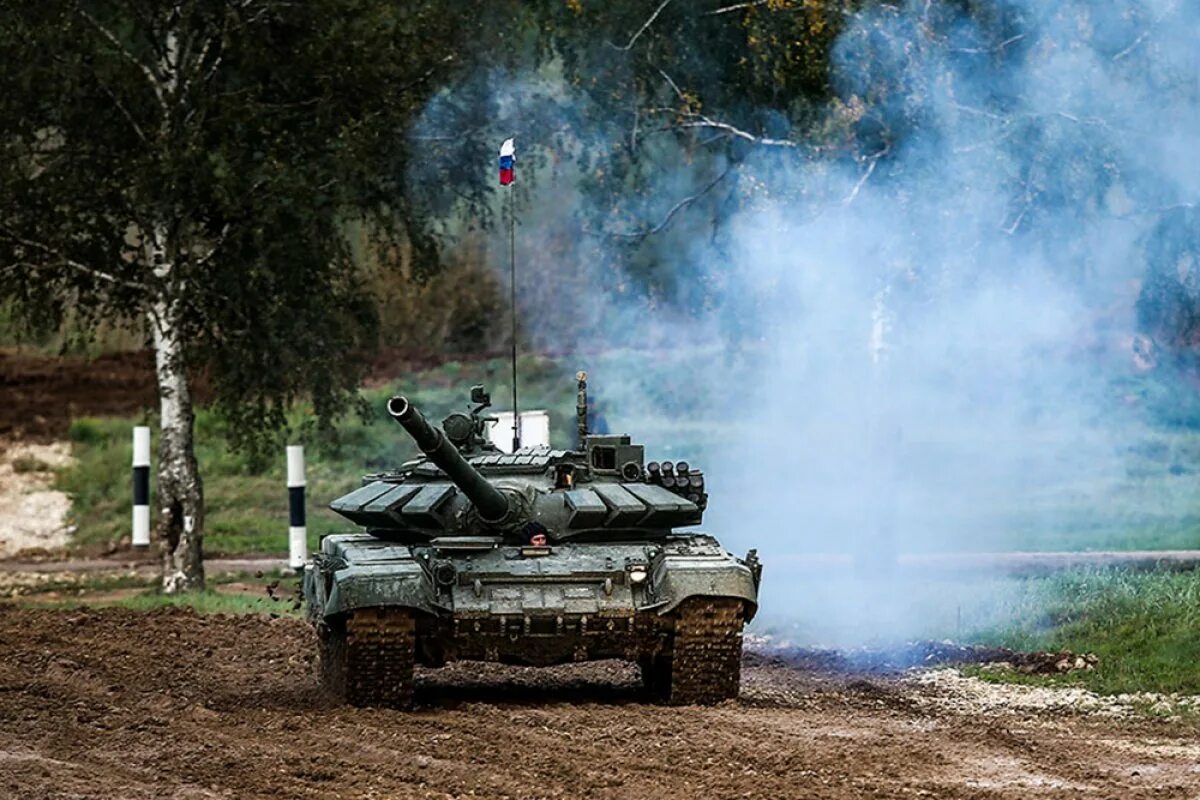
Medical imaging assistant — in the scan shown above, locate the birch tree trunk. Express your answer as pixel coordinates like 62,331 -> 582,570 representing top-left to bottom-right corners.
151,296 -> 205,593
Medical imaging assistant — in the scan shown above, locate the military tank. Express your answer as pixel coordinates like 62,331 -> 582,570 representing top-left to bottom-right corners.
303,373 -> 761,708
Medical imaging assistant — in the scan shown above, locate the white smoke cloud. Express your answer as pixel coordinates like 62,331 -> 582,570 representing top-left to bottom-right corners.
410,0 -> 1200,644
698,0 -> 1200,642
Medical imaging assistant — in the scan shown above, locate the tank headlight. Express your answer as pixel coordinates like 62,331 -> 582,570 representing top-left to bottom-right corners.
628,567 -> 648,585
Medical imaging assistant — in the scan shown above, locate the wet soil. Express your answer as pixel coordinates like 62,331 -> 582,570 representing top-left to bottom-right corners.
0,350 -> 159,441
0,346 -> 485,442
0,607 -> 1197,799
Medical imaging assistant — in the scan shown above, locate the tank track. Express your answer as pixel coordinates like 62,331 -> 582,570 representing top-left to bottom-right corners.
318,607 -> 415,709
645,597 -> 744,705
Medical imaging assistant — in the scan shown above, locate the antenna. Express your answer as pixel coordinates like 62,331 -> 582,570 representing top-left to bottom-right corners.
508,164 -> 520,452
498,136 -> 520,452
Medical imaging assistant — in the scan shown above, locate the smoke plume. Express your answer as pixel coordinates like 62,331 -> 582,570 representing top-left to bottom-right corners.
412,0 -> 1200,643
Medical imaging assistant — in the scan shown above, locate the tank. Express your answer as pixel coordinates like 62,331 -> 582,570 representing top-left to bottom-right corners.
303,372 -> 762,708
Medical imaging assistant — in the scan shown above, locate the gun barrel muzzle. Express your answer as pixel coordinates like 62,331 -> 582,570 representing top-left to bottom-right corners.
387,396 -> 510,524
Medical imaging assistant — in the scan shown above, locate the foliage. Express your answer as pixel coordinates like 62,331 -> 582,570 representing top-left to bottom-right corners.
1117,368 -> 1200,430
3,1 -> 1196,371
399,1 -> 1200,370
1137,207 -> 1200,365
0,0 -> 496,453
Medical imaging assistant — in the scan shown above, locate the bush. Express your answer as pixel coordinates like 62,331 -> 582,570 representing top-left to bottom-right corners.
67,418 -> 105,444
11,455 -> 52,473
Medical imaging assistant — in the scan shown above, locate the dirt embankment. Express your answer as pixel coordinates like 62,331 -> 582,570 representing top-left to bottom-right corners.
0,350 -> 158,441
0,607 -> 1197,800
0,346 -> 495,442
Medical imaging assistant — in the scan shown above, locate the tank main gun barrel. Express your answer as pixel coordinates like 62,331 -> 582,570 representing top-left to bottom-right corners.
387,396 -> 511,524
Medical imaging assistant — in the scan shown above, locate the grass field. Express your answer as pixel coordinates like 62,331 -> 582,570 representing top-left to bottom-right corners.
55,350 -> 737,556
58,355 -> 577,555
968,568 -> 1200,696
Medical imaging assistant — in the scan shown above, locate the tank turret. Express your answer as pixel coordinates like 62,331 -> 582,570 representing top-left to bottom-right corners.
386,395 -> 512,524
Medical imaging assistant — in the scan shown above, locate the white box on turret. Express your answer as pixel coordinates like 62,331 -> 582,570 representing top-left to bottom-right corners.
488,410 -> 550,453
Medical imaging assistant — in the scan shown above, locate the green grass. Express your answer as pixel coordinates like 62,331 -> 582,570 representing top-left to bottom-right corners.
12,568 -> 302,616
113,588 -> 301,615
968,568 -> 1200,696
756,566 -> 1200,696
57,403 -> 399,555
20,588 -> 302,616
0,299 -> 142,356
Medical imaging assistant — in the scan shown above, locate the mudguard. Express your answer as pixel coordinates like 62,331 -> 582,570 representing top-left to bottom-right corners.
650,536 -> 759,620
307,533 -> 437,619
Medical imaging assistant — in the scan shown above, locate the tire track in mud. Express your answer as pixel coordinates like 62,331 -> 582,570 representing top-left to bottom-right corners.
0,606 -> 1197,799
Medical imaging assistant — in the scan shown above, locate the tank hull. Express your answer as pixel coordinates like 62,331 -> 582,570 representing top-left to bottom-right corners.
304,532 -> 759,705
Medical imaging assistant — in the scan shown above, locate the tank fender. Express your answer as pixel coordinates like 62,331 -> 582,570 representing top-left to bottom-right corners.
650,550 -> 759,621
323,560 -> 437,619
302,565 -> 323,624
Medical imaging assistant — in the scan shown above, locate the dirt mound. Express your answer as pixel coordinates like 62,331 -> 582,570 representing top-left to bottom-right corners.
0,607 -> 1197,799
0,441 -> 73,558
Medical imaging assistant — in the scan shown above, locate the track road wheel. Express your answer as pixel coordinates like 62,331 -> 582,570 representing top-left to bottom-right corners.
659,597 -> 744,705
318,607 -> 416,709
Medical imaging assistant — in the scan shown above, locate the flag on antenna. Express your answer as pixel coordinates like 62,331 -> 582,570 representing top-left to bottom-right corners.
499,138 -> 515,185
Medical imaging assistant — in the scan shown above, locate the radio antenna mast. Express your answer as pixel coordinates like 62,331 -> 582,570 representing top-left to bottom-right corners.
499,137 -> 520,452
508,190 -> 520,452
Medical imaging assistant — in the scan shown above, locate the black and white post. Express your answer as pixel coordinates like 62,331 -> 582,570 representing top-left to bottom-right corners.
286,445 -> 307,569
132,425 -> 151,547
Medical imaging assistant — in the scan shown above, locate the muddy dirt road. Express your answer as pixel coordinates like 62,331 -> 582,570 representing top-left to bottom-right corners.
0,608 -> 1197,799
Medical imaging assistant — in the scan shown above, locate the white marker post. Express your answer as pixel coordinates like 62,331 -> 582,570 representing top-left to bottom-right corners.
131,426 -> 151,547
286,445 -> 307,569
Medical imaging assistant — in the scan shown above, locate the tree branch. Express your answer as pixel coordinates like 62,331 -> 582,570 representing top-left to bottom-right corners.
74,4 -> 168,113
609,0 -> 674,51
193,224 -> 232,268
658,68 -> 686,102
613,165 -> 733,238
841,145 -> 889,206
950,33 -> 1025,55
0,226 -> 146,291
395,54 -> 456,96
656,109 -> 799,147
60,54 -> 151,145
674,119 -> 799,148
1112,11 -> 1167,62
703,0 -> 769,16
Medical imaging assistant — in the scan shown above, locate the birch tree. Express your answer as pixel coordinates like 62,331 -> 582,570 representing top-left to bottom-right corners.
0,1 -> 475,591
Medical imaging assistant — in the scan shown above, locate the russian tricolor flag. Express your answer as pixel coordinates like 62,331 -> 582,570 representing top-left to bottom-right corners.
499,138 -> 515,186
